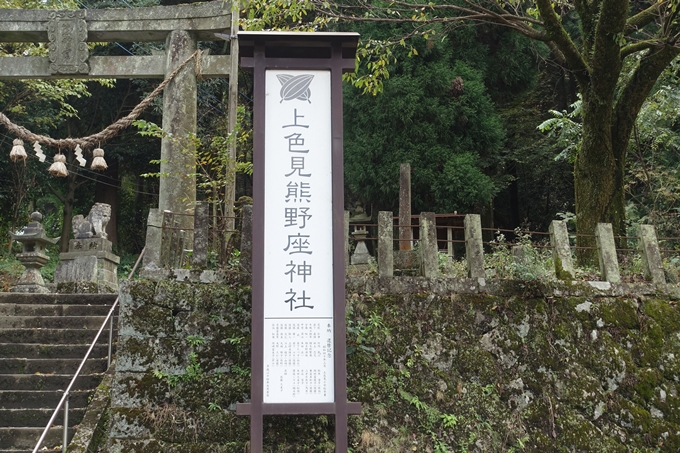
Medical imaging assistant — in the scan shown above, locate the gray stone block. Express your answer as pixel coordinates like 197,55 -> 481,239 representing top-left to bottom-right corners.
549,220 -> 575,280
595,223 -> 621,283
464,214 -> 485,278
378,211 -> 394,277
54,245 -> 120,293
638,224 -> 666,285
142,208 -> 162,269
420,212 -> 438,278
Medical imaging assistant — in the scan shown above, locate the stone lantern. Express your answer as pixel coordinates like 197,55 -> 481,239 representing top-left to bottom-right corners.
9,211 -> 59,293
349,203 -> 371,266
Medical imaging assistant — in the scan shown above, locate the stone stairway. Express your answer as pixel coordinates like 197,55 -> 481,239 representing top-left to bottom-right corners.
0,293 -> 117,453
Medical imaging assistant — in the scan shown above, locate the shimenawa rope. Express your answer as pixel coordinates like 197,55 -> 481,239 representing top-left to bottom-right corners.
0,49 -> 202,150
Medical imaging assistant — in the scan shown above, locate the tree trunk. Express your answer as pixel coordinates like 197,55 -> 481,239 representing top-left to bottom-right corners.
574,88 -> 624,262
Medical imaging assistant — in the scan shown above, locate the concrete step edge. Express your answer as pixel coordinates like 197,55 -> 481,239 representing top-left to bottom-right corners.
0,425 -> 69,450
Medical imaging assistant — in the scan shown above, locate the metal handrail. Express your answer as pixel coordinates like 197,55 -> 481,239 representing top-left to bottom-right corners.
32,248 -> 146,453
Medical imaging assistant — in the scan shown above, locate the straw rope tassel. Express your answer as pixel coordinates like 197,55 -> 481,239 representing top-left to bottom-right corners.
48,154 -> 68,177
91,148 -> 108,171
9,139 -> 27,162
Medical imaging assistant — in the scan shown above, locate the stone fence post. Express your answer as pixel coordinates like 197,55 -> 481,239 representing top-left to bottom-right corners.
192,201 -> 208,267
420,212 -> 438,278
142,208 -> 162,269
378,211 -> 394,277
638,224 -> 665,285
464,214 -> 485,278
595,223 -> 621,283
399,163 -> 412,251
549,220 -> 575,280
159,211 -> 173,267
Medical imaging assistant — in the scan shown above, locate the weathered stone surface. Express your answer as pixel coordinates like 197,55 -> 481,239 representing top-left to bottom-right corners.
595,223 -> 621,283
377,211 -> 393,277
0,2 -> 231,43
47,10 -> 89,75
350,229 -> 371,265
464,214 -> 485,278
107,278 -> 251,451
67,237 -> 112,253
10,257 -> 49,293
394,249 -> 420,275
399,163 -> 412,251
10,211 -> 58,293
549,219 -> 575,280
71,203 -> 112,239
107,275 -> 680,452
419,211 -> 438,278
54,250 -> 119,293
638,224 -> 666,286
192,202 -> 208,267
345,275 -> 671,299
0,54 -> 232,79
67,367 -> 115,453
142,209 -> 162,272
158,29 -> 197,229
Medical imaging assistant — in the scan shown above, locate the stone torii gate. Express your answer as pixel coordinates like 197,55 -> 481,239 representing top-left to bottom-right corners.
0,2 -> 238,250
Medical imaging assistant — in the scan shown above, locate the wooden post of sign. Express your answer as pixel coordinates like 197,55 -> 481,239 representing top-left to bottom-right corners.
237,32 -> 362,452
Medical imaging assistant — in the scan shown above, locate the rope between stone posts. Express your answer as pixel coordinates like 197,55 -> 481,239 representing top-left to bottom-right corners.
0,49 -> 202,150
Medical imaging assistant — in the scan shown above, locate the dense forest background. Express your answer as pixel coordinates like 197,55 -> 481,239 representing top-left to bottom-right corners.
1,0 -> 678,261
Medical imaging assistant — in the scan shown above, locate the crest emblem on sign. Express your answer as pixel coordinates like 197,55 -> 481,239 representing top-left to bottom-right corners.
277,74 -> 314,103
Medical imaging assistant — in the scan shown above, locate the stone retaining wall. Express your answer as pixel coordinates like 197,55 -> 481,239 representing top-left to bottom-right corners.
106,276 -> 680,452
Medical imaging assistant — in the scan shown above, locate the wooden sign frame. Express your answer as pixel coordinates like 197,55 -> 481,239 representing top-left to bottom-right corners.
237,31 -> 361,452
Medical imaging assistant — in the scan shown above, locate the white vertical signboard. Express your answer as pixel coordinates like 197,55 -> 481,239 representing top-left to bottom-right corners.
263,70 -> 334,404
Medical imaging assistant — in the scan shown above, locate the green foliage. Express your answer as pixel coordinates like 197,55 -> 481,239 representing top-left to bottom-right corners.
39,244 -> 61,283
133,107 -> 252,206
344,44 -> 505,214
207,402 -> 222,412
1,0 -> 112,122
186,335 -> 206,348
625,63 -> 680,240
132,119 -> 167,139
117,252 -> 143,280
484,229 -> 555,281
537,96 -> 583,163
153,348 -> 204,388
242,0 -> 323,32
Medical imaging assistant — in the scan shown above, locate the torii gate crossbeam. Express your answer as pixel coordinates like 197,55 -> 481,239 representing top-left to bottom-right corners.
0,2 -> 238,267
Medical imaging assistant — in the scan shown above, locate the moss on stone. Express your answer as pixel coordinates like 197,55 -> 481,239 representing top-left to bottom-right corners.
599,298 -> 639,329
128,280 -> 157,305
125,304 -> 175,337
644,299 -> 680,334
107,279 -> 680,452
633,322 -> 664,367
633,368 -> 662,402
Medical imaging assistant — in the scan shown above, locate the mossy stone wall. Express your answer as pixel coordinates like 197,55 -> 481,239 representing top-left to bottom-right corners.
107,276 -> 680,452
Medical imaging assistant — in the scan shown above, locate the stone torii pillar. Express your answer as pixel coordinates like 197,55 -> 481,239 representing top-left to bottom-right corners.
159,29 -> 197,223
0,2 -> 235,235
